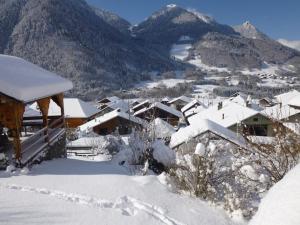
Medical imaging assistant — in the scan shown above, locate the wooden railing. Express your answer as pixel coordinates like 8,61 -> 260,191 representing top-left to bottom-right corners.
20,116 -> 65,165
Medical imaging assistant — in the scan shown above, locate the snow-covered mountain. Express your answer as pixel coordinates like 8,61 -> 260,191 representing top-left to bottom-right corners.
134,5 -> 299,70
0,0 -> 177,100
233,21 -> 269,40
0,1 -> 299,99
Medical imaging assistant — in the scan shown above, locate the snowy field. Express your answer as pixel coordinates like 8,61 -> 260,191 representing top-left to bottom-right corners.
0,156 -> 238,225
136,78 -> 194,89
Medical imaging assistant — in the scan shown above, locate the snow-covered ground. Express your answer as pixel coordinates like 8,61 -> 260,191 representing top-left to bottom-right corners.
136,78 -> 194,89
189,56 -> 231,73
170,44 -> 192,61
241,62 -> 295,76
250,164 -> 300,225
0,157 -> 238,225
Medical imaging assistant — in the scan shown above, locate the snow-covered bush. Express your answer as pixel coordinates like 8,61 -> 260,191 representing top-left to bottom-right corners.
152,140 -> 175,167
112,129 -> 175,174
169,134 -> 271,219
244,122 -> 300,183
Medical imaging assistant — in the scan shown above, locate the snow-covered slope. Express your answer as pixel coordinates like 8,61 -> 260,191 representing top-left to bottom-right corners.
250,164 -> 300,225
0,157 -> 236,225
278,39 -> 300,51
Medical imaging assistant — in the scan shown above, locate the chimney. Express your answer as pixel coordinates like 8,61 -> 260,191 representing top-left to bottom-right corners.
222,113 -> 225,119
218,102 -> 223,110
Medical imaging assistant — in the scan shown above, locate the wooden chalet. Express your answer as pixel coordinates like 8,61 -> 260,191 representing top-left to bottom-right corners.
0,55 -> 72,166
134,102 -> 182,126
26,98 -> 100,128
168,96 -> 191,111
132,100 -> 150,113
170,119 -> 247,154
78,110 -> 147,136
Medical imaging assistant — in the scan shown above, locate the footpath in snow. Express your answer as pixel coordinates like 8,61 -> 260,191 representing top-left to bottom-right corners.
0,157 -> 236,225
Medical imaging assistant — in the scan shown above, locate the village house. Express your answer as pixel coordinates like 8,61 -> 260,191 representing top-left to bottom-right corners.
98,100 -> 130,117
264,103 -> 300,123
188,102 -> 275,136
258,97 -> 276,108
263,90 -> 300,123
288,95 -> 300,110
274,90 -> 300,105
181,99 -> 207,119
132,100 -> 151,113
168,96 -> 192,111
97,96 -> 120,109
78,110 -> 147,136
0,55 -> 72,165
134,102 -> 182,126
169,119 -> 247,154
26,98 -> 100,128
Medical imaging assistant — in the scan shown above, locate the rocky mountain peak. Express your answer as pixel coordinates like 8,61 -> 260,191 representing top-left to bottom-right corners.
234,21 -> 268,40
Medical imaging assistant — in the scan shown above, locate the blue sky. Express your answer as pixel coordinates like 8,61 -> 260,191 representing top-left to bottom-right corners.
87,0 -> 300,40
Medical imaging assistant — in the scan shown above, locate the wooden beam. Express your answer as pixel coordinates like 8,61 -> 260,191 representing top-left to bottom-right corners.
37,97 -> 51,142
52,93 -> 64,116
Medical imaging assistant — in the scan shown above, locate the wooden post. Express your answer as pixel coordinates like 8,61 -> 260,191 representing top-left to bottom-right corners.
37,97 -> 51,142
0,97 -> 25,162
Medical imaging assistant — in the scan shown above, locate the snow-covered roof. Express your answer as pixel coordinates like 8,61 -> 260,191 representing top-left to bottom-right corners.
168,96 -> 192,104
181,99 -> 202,113
170,119 -> 246,149
264,104 -> 300,120
161,97 -> 171,102
98,96 -> 120,103
0,54 -> 72,103
188,102 -> 263,128
149,118 -> 176,139
105,100 -> 130,112
29,98 -> 100,118
134,102 -> 182,118
132,100 -> 150,110
288,95 -> 300,108
78,110 -> 147,133
275,90 -> 300,105
184,105 -> 208,118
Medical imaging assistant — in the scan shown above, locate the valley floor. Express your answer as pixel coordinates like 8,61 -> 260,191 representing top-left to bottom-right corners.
0,156 -> 239,225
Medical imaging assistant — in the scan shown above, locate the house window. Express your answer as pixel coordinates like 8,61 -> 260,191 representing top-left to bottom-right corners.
253,117 -> 259,122
244,125 -> 268,136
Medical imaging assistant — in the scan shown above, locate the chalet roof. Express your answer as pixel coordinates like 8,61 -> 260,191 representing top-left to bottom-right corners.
97,96 -> 120,104
0,54 -> 72,103
29,98 -> 100,118
78,110 -> 147,133
264,104 -> 300,120
132,100 -> 150,110
170,119 -> 246,149
104,100 -> 130,112
168,96 -> 191,104
188,102 -> 264,128
275,90 -> 300,105
134,102 -> 182,118
288,95 -> 300,108
181,99 -> 202,113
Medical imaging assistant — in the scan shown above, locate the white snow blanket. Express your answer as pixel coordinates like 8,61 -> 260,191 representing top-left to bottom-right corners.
0,54 -> 72,102
149,118 -> 176,139
0,157 -> 235,225
250,164 -> 300,225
